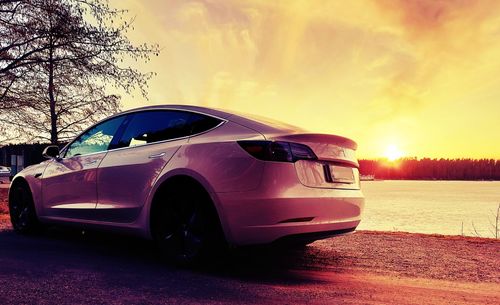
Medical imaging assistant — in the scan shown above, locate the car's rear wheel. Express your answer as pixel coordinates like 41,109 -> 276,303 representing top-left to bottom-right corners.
152,182 -> 225,265
9,182 -> 42,234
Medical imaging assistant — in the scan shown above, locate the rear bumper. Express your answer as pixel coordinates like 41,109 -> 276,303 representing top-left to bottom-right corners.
217,183 -> 364,245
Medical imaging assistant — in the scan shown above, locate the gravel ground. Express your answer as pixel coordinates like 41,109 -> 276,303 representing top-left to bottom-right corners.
0,186 -> 499,304
0,187 -> 8,214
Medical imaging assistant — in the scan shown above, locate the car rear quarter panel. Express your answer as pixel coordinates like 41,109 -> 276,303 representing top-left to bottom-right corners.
180,121 -> 266,193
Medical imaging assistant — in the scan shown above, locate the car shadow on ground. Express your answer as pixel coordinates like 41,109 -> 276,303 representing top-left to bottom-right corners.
0,226 -> 344,287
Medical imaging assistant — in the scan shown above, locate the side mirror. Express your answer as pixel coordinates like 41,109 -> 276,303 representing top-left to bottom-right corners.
42,145 -> 60,159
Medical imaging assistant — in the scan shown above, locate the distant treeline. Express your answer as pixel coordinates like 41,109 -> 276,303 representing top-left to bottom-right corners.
359,158 -> 500,180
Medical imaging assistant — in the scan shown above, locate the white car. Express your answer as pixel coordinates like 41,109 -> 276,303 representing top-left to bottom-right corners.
9,105 -> 364,263
0,166 -> 11,184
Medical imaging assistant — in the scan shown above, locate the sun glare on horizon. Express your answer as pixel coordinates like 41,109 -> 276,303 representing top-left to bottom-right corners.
385,145 -> 404,161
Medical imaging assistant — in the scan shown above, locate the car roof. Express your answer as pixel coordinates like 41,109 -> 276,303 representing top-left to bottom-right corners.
119,105 -> 235,119
121,104 -> 305,135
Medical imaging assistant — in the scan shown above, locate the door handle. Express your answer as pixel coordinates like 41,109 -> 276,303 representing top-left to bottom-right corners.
83,160 -> 98,165
149,152 -> 166,159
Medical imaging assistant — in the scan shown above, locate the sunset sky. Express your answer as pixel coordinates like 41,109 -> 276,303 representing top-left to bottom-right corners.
109,0 -> 500,159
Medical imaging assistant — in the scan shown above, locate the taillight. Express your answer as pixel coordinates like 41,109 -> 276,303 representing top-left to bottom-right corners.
237,141 -> 317,162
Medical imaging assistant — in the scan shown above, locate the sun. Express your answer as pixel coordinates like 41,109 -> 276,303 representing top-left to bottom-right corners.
384,144 -> 404,161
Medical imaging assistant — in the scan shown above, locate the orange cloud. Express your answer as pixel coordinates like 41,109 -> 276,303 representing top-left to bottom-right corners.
375,0 -> 495,37
368,0 -> 500,117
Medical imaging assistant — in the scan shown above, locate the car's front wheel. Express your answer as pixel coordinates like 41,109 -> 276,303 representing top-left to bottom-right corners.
9,182 -> 43,234
152,183 -> 225,265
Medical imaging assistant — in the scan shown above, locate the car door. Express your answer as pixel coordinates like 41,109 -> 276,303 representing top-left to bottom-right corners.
41,115 -> 126,219
95,110 -> 192,222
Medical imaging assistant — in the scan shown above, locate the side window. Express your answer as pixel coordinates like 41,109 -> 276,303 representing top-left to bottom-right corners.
65,116 -> 125,158
188,113 -> 222,135
115,111 -> 191,148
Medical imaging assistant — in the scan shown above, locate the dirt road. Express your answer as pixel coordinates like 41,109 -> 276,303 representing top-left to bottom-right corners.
0,187 -> 499,304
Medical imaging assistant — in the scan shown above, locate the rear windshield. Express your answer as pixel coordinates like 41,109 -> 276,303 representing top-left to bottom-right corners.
229,111 -> 304,132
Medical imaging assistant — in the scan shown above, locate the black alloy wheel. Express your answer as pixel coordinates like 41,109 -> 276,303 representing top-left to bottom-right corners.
9,183 -> 42,234
153,185 -> 224,265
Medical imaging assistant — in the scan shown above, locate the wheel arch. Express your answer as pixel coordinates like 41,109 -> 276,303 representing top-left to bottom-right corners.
9,176 -> 33,203
147,169 -> 233,243
9,160 -> 49,215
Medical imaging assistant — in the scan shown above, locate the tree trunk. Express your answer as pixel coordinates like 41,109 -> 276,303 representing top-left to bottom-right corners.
48,36 -> 57,144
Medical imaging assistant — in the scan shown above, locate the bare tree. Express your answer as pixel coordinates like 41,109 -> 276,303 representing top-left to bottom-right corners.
487,203 -> 500,239
0,0 -> 159,143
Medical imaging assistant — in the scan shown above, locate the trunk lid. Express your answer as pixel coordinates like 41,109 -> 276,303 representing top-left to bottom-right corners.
270,133 -> 360,190
270,133 -> 358,167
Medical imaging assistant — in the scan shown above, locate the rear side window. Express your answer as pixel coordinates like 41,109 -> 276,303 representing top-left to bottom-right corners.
115,111 -> 191,148
188,113 -> 222,135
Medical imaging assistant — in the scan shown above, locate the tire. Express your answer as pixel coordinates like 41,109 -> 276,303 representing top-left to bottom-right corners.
9,182 -> 43,234
152,183 -> 225,265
